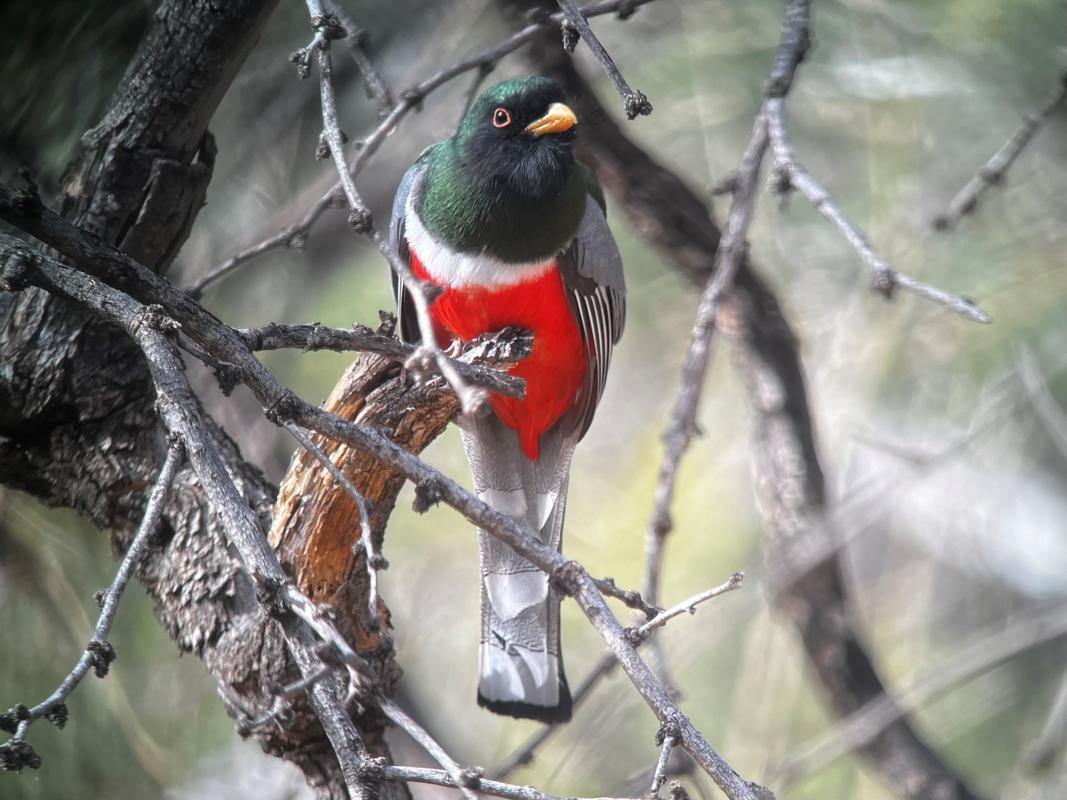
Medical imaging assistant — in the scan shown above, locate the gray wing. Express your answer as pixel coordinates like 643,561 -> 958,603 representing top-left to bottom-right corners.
388,154 -> 430,343
559,196 -> 627,440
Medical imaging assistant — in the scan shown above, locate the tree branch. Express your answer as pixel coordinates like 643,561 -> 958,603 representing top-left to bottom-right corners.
2,196 -> 773,799
554,0 -> 652,119
934,64 -> 1067,231
0,443 -> 183,770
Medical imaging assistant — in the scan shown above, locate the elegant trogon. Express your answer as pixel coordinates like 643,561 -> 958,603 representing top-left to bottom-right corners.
388,76 -> 626,723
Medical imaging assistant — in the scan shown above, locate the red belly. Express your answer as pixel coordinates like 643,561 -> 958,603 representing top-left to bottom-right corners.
410,250 -> 586,461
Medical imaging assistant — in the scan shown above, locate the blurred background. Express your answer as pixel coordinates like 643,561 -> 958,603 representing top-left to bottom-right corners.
2,0 -> 1066,798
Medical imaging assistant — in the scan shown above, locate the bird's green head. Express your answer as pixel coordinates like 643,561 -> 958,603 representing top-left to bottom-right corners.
455,76 -> 578,200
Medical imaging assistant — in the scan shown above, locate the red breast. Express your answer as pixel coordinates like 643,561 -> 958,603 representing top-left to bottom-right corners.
411,248 -> 586,461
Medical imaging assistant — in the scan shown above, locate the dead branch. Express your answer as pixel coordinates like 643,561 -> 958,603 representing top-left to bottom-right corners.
554,0 -> 652,118
0,444 -> 183,769
327,0 -> 395,116
237,321 -> 529,398
934,64 -> 1067,231
1,192 -> 773,799
9,241 -> 376,799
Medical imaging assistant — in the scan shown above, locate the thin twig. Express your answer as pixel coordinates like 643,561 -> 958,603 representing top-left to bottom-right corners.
765,100 -> 992,324
629,573 -> 743,645
382,764 -> 639,800
644,113 -> 768,605
284,421 -> 383,629
650,721 -> 681,798
316,44 -> 370,228
379,696 -> 480,800
934,67 -> 1067,231
242,664 -> 335,732
593,576 -> 661,619
187,0 -> 660,297
326,0 -> 395,116
555,0 -> 652,119
0,443 -> 183,768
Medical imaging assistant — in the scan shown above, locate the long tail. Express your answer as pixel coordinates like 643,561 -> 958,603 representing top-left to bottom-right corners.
460,415 -> 575,723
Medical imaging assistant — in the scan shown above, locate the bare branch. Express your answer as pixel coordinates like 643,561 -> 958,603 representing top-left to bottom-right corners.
1,210 -> 773,798
765,102 -> 992,324
555,0 -> 652,119
934,66 -> 1067,231
379,697 -> 480,800
592,576 -> 661,619
381,764 -> 640,800
629,573 -> 744,646
8,242 -> 375,798
650,720 -> 681,798
0,443 -> 183,770
644,112 -> 768,611
326,0 -> 395,115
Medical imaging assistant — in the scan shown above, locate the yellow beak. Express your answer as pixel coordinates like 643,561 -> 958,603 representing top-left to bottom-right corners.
524,102 -> 578,137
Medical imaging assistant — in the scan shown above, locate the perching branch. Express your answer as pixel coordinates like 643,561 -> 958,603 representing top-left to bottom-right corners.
933,65 -> 1067,231
238,321 -> 528,398
0,443 -> 183,770
2,190 -> 772,800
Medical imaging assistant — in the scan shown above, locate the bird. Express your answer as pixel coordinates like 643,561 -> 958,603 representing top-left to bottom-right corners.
388,75 -> 625,723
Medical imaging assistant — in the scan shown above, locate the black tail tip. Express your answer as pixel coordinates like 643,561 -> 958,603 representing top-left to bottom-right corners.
477,684 -> 573,724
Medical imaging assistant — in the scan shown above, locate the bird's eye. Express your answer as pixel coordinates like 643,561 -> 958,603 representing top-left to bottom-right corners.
492,107 -> 512,128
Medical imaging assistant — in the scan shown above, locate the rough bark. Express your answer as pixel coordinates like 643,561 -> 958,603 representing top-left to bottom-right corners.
511,6 -> 982,798
0,2 -> 399,796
